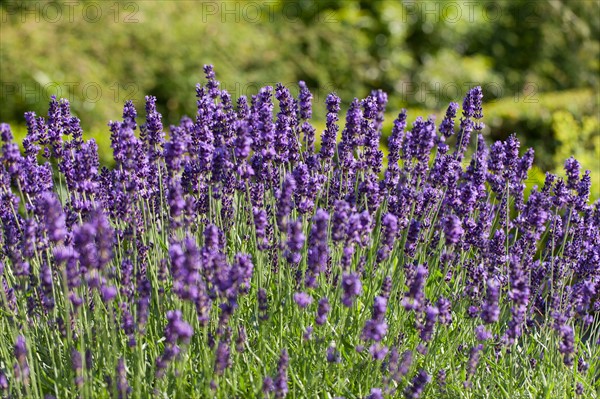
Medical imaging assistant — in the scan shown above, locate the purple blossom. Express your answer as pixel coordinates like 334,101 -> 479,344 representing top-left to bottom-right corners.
420,305 -> 439,342
285,219 -> 305,265
557,324 -> 575,367
156,310 -> 194,377
331,200 -> 352,243
377,213 -> 399,262
303,326 -> 313,341
305,209 -> 330,288
170,237 -> 206,305
298,81 -> 313,121
14,336 -> 29,382
404,219 -> 421,257
142,95 -> 165,162
465,344 -> 484,384
442,215 -> 463,245
505,255 -> 530,343
253,207 -> 269,249
481,278 -> 500,324
437,369 -> 447,389
274,349 -> 289,399
475,325 -> 492,341
71,348 -> 83,387
214,339 -> 231,375
385,109 -> 407,188
326,344 -> 341,363
439,102 -> 458,139
397,350 -> 413,379
436,297 -> 452,325
402,264 -> 428,311
293,292 -> 313,308
316,297 -> 331,325
277,173 -> 296,230
320,94 -> 341,163
342,272 -> 362,307
258,288 -> 269,321
564,157 -> 581,189
362,296 -> 388,342
116,358 -> 130,398
369,343 -> 388,361
405,369 -> 430,399
36,192 -> 67,243
0,370 -> 7,391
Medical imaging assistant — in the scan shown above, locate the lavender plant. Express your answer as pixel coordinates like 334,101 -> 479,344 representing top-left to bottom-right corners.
0,66 -> 598,398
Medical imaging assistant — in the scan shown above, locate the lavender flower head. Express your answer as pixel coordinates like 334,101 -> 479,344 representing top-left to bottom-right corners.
293,292 -> 313,308
442,215 -> 464,245
342,272 -> 362,307
305,209 -> 330,288
402,264 -> 428,311
274,349 -> 289,399
316,297 -> 331,325
405,369 -> 431,399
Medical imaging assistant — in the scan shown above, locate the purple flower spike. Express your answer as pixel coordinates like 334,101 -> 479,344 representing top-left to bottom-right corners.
436,297 -> 452,325
481,278 -> 500,324
14,336 -> 30,382
298,81 -> 313,121
439,102 -> 458,139
342,272 -> 362,307
274,349 -> 289,399
405,369 -> 431,399
366,388 -> 384,399
36,192 -> 67,243
475,325 -> 492,341
402,264 -> 428,312
116,358 -> 131,398
293,292 -> 313,308
320,94 -> 341,163
442,215 -> 463,245
285,219 -> 305,265
316,297 -> 331,325
377,213 -> 399,262
420,305 -> 439,342
305,209 -> 330,288
156,310 -> 194,377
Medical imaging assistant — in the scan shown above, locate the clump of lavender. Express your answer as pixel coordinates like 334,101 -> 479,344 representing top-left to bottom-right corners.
0,68 -> 597,398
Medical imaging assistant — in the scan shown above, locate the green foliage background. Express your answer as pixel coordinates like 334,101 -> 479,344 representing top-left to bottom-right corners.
1,0 -> 598,196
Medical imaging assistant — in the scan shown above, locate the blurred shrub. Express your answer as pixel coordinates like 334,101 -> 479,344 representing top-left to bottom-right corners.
551,110 -> 599,199
483,89 -> 598,171
2,1 -> 598,126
